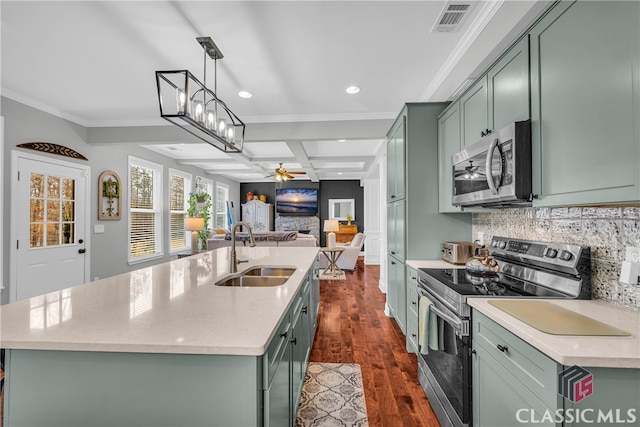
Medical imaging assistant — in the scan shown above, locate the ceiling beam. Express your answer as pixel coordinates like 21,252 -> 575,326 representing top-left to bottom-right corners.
285,141 -> 319,182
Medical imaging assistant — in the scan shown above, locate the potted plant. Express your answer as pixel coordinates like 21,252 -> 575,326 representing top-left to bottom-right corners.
187,191 -> 212,250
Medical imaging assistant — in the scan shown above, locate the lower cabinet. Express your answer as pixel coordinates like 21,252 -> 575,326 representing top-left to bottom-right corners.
472,310 -> 640,427
406,266 -> 419,353
263,274 -> 314,426
387,256 -> 406,334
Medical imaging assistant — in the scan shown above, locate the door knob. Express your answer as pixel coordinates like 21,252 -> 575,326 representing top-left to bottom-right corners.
78,248 -> 86,254
79,239 -> 84,244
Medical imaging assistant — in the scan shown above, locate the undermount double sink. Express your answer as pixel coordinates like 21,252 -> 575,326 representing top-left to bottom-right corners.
215,266 -> 297,287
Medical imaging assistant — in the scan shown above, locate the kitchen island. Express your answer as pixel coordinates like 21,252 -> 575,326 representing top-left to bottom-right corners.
0,246 -> 320,426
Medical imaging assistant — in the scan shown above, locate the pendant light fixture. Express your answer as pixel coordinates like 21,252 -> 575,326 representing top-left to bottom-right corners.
155,37 -> 245,153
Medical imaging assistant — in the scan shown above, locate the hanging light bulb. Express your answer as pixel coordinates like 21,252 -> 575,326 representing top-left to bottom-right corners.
176,88 -> 188,115
218,118 -> 227,135
227,126 -> 235,143
206,109 -> 217,131
193,100 -> 204,123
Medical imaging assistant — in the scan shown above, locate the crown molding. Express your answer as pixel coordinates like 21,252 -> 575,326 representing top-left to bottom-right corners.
2,88 -> 90,127
419,0 -> 504,102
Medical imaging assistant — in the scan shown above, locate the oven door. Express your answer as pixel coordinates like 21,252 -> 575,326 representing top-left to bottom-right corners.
417,285 -> 471,427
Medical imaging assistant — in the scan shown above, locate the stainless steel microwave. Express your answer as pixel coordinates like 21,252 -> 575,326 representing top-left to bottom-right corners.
451,120 -> 532,208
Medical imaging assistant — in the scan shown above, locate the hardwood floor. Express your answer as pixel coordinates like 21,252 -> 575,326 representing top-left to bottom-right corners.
309,258 -> 441,427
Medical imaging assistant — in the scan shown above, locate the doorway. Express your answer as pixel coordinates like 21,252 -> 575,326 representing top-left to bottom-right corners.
11,151 -> 90,302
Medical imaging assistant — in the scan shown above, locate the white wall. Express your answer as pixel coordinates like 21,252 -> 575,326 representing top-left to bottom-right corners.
1,97 -> 240,301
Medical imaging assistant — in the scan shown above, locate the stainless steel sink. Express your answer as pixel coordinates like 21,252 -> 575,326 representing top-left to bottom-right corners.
215,266 -> 296,287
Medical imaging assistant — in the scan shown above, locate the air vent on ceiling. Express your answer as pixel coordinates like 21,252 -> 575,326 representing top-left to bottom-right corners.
432,2 -> 475,33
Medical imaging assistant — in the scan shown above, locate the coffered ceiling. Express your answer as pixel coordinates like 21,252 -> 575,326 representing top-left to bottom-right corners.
1,1 -> 549,182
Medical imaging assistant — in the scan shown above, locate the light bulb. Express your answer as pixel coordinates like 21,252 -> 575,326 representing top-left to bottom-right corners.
193,100 -> 204,123
176,88 -> 187,115
218,119 -> 227,134
227,126 -> 235,142
206,110 -> 216,131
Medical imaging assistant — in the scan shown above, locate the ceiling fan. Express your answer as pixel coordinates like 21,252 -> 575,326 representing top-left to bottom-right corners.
265,163 -> 307,181
455,161 -> 485,179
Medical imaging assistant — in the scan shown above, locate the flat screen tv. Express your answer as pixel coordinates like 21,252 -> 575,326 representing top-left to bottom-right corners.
275,188 -> 318,215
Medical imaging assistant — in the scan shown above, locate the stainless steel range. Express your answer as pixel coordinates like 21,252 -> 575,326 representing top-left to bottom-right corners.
416,237 -> 591,427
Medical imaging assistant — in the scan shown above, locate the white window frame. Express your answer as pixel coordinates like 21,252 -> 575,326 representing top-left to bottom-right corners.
214,182 -> 230,230
169,168 -> 192,254
128,156 -> 163,264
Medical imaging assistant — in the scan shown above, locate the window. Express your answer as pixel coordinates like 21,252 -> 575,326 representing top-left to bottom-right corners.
129,157 -> 163,263
214,183 -> 229,229
169,169 -> 191,253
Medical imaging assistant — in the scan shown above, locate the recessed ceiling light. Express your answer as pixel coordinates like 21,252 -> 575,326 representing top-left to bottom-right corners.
337,172 -> 344,175
345,86 -> 360,95
238,91 -> 253,98
338,139 -> 347,142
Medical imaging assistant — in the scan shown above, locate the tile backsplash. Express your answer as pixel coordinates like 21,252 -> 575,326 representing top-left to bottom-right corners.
472,206 -> 640,311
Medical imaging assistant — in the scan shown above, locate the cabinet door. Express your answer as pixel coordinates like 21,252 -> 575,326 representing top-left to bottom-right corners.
460,76 -> 489,147
387,200 -> 406,262
472,344 -> 559,427
387,258 -> 406,335
265,341 -> 291,427
387,257 -> 399,318
530,0 -> 640,206
387,115 -> 406,202
290,303 -> 308,420
254,202 -> 268,231
438,103 -> 463,213
488,36 -> 530,131
406,267 -> 419,353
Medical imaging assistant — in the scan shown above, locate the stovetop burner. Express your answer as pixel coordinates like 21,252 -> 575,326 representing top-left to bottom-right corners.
473,282 -> 507,296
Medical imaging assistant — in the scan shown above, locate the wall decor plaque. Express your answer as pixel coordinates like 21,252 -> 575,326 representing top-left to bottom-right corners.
17,142 -> 88,160
98,170 -> 121,220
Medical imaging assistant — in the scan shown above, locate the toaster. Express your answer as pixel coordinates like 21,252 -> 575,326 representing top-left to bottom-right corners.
442,241 -> 475,265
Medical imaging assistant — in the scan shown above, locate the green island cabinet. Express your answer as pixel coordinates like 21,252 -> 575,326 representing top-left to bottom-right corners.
4,267 -> 319,427
529,0 -> 640,207
386,103 -> 471,336
472,311 -> 640,427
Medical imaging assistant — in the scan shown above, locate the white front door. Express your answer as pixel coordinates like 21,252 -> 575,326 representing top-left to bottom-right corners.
13,153 -> 89,301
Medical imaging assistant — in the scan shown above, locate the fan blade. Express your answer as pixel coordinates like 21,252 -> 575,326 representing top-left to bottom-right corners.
284,173 -> 295,179
288,171 -> 306,175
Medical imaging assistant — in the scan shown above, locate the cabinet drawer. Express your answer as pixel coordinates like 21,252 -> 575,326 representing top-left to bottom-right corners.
406,267 -> 418,317
264,315 -> 291,388
472,311 -> 560,409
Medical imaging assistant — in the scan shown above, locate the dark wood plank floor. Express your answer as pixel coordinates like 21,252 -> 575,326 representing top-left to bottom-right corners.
309,258 -> 441,427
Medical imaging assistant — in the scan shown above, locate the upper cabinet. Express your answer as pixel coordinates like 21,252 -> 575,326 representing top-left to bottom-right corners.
460,76 -> 489,147
488,36 -> 530,132
387,116 -> 406,202
438,102 -> 462,213
530,0 -> 640,206
440,0 -> 640,209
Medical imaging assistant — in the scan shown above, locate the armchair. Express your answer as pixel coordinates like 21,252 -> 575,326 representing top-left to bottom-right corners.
319,233 -> 365,271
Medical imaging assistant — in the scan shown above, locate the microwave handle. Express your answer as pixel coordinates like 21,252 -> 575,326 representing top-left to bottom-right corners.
485,137 -> 501,195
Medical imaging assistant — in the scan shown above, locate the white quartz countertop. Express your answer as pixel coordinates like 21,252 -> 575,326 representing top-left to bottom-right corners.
469,298 -> 640,368
406,259 -> 466,269
0,246 -> 319,356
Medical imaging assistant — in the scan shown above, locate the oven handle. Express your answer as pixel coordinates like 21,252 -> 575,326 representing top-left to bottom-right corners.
417,286 -> 463,333
485,137 -> 501,196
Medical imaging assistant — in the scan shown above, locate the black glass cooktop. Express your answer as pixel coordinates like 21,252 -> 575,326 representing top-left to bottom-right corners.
418,268 -> 567,298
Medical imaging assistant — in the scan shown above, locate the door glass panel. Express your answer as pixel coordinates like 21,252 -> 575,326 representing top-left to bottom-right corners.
30,173 -> 76,248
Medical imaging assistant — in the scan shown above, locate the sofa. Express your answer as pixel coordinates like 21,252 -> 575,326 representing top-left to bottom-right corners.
318,232 -> 365,271
207,231 -> 317,250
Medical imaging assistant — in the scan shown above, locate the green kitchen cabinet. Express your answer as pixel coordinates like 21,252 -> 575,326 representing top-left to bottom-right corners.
387,255 -> 406,334
472,311 -> 561,427
265,313 -> 293,427
438,102 -> 462,213
529,0 -> 640,206
290,279 -> 311,421
406,266 -> 419,354
487,35 -> 530,131
386,103 -> 471,338
387,115 -> 406,202
472,309 -> 640,427
460,76 -> 489,147
387,199 -> 406,262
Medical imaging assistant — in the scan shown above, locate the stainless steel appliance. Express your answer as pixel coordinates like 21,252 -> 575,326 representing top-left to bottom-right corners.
416,237 -> 591,427
452,120 -> 533,208
442,241 -> 475,265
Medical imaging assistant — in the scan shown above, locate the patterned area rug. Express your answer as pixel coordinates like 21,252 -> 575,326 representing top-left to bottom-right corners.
296,362 -> 369,427
319,272 -> 346,280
